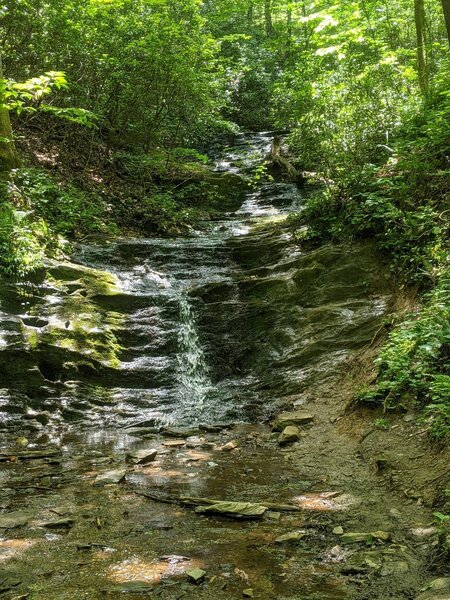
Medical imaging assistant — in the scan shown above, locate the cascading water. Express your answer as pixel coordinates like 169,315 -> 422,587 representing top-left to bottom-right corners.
0,132 -> 392,431
176,291 -> 212,420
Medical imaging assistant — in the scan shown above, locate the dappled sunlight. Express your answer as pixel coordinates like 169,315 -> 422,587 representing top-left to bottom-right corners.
0,538 -> 37,562
294,492 -> 355,512
107,555 -> 202,584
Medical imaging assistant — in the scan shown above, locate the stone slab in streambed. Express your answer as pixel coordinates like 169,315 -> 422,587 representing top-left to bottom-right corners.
126,449 -> 158,464
416,578 -> 450,600
0,510 -> 34,529
272,410 -> 314,431
94,469 -> 127,486
195,501 -> 267,519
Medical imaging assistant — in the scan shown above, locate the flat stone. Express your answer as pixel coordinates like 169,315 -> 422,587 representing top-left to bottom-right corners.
162,439 -> 186,448
94,469 -> 127,486
380,560 -> 410,576
162,427 -> 200,438
0,510 -> 34,529
341,532 -> 373,545
199,423 -> 231,432
42,517 -> 74,529
278,426 -> 300,446
195,501 -> 267,519
273,411 -> 314,431
124,427 -> 159,437
333,526 -> 344,535
275,531 -> 305,543
114,582 -> 155,593
266,511 -> 282,521
220,440 -> 239,451
50,505 -> 75,516
186,568 -> 206,584
126,449 -> 158,464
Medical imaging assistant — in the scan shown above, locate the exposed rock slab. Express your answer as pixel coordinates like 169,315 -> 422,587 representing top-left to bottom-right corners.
0,510 -> 34,529
195,501 -> 267,519
272,411 -> 314,431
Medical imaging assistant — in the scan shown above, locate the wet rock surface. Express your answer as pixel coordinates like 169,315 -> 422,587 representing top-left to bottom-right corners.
0,420 -> 442,599
0,133 -> 447,599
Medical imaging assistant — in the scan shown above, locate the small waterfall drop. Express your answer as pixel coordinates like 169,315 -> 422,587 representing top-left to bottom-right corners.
176,292 -> 212,420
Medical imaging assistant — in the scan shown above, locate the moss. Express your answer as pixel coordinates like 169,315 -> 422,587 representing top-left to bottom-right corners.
26,262 -> 124,369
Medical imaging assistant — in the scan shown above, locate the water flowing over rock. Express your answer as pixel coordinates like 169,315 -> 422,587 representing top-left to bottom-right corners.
0,133 -> 441,600
0,133 -> 392,433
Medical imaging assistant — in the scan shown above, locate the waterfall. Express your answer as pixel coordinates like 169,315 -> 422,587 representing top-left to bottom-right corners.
176,292 -> 212,420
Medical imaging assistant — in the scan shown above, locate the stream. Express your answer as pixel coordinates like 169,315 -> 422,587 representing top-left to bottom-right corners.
0,134 -> 439,599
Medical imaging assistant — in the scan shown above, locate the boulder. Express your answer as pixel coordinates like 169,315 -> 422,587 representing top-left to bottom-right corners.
272,411 -> 314,431
278,426 -> 300,446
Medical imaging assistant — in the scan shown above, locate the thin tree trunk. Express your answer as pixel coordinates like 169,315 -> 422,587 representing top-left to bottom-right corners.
414,0 -> 428,95
441,0 -> 450,46
0,54 -> 20,173
264,0 -> 273,36
247,2 -> 254,27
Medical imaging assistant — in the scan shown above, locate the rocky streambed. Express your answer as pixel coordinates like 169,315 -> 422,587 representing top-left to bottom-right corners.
0,133 -> 449,599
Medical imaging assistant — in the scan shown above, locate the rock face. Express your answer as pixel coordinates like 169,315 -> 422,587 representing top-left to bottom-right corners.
272,411 -> 314,431
278,426 -> 300,446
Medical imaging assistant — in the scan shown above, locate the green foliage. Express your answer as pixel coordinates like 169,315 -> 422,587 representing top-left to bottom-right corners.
374,417 -> 391,430
358,270 -> 450,440
288,59 -> 450,441
10,168 -> 112,235
1,71 -> 97,127
0,195 -> 48,276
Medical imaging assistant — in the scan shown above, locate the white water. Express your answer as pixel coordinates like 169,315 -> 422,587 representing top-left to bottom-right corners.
176,292 -> 213,421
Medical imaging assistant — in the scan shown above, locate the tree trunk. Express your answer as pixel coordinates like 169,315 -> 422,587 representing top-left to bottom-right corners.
414,0 -> 428,95
267,136 -> 304,184
441,0 -> 450,46
264,0 -> 273,36
247,2 -> 254,27
0,55 -> 20,173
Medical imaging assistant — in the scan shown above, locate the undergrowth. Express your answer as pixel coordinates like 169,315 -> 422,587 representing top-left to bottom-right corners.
0,149 -> 224,277
290,65 -> 450,441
